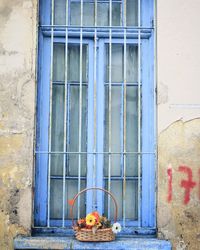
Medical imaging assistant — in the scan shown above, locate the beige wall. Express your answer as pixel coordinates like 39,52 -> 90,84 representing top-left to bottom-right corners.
0,0 -> 37,249
0,0 -> 200,249
157,0 -> 200,132
157,0 -> 200,249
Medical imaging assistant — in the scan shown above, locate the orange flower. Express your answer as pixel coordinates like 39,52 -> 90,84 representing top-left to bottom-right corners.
86,213 -> 96,226
77,218 -> 85,225
92,211 -> 100,223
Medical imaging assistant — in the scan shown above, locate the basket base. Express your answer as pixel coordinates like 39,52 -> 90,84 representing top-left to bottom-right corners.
74,227 -> 115,242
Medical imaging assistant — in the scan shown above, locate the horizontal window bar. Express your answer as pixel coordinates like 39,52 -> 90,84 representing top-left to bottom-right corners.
70,0 -> 122,2
104,82 -> 141,86
41,30 -> 152,39
50,176 -> 140,180
35,151 -> 155,154
53,81 -> 88,85
103,176 -> 140,180
32,226 -> 156,235
39,25 -> 154,30
51,176 -> 86,180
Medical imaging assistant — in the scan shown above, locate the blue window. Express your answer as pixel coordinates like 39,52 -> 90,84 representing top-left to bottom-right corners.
34,0 -> 155,235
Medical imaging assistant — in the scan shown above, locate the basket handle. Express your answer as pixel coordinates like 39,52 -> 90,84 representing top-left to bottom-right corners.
69,187 -> 118,227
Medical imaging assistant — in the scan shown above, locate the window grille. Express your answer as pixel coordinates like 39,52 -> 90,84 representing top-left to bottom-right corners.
35,0 -> 155,233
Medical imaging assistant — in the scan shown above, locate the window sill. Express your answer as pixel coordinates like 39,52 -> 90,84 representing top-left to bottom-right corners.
14,236 -> 172,249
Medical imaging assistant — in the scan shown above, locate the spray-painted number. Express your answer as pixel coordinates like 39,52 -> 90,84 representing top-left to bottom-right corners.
167,165 -> 198,205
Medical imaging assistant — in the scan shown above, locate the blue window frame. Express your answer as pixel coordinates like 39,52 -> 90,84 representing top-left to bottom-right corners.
34,0 -> 155,235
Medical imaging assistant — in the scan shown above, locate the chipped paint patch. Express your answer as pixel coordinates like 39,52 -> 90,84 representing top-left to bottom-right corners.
158,119 -> 200,250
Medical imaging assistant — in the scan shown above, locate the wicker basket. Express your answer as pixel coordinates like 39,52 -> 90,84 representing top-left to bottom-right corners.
69,187 -> 118,242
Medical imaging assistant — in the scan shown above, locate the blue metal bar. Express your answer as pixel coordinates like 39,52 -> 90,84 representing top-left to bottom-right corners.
41,30 -> 152,39
122,0 -> 127,228
77,0 -> 83,219
50,176 -> 140,180
70,0 -> 122,2
51,176 -> 87,180
47,0 -> 54,228
32,225 -> 156,235
87,40 -> 95,213
92,0 -> 98,211
62,0 -> 69,228
34,35 -> 51,227
35,151 -> 155,154
137,0 -> 141,228
96,39 -> 105,214
39,25 -> 154,30
107,0 -> 112,220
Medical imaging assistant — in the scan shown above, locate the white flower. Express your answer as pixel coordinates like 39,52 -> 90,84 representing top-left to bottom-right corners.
112,222 -> 121,234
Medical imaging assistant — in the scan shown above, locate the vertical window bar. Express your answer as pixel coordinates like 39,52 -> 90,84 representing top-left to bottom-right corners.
122,0 -> 127,228
120,0 -> 123,26
108,0 -> 112,220
93,0 -> 97,207
137,0 -> 141,228
78,0 -> 83,219
47,0 -> 54,227
62,0 -> 69,228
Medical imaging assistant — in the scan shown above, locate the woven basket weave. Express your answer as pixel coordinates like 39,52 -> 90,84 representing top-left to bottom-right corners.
69,187 -> 118,242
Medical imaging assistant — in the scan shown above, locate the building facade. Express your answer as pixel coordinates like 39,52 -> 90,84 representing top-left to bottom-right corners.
0,0 -> 200,249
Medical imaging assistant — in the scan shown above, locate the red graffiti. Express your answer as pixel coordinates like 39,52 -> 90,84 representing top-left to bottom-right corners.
178,166 -> 196,205
167,166 -> 172,202
199,169 -> 200,201
167,165 -> 198,205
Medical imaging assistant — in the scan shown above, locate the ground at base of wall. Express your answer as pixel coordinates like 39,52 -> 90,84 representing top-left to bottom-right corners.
14,236 -> 171,249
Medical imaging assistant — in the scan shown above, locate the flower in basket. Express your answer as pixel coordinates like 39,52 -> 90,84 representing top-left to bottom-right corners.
86,213 -> 96,226
112,222 -> 121,234
76,211 -> 121,235
77,218 -> 86,228
91,211 -> 100,223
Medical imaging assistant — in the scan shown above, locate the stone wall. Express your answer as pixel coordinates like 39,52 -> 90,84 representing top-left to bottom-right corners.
0,0 -> 37,249
157,0 -> 200,249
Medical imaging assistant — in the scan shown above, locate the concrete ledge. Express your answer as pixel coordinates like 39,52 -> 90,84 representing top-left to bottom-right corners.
14,236 -> 172,249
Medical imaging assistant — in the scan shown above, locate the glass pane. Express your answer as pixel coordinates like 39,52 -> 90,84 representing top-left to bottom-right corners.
127,45 -> 138,83
104,181 -> 123,220
106,44 -> 138,83
51,85 -> 65,176
54,0 -> 66,25
104,180 -> 138,220
127,0 -> 138,26
105,44 -> 123,83
83,2 -> 94,26
68,85 -> 87,176
70,1 -> 121,27
50,179 -> 63,219
97,3 -> 109,26
104,86 -> 121,176
112,3 -> 121,26
65,180 -> 86,219
126,180 -> 138,219
126,86 -> 138,176
68,45 -> 88,83
50,179 -> 86,219
53,44 -> 65,82
70,2 -> 95,26
70,2 -> 81,26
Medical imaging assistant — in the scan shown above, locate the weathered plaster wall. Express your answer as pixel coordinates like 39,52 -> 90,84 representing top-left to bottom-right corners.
157,0 -> 200,249
0,0 -> 37,249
